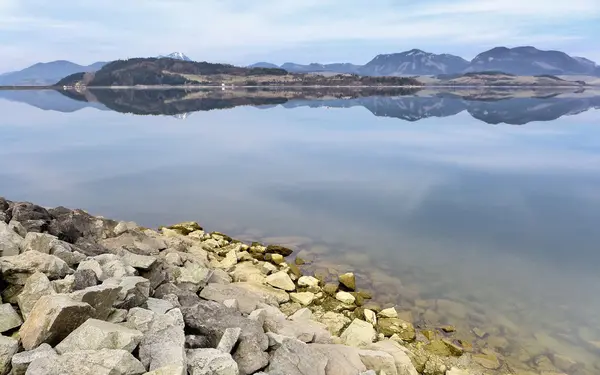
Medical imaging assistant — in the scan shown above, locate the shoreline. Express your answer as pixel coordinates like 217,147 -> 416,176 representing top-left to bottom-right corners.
0,197 -> 508,375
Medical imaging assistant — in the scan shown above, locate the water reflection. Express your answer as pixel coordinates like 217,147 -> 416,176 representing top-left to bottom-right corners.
1,89 -> 600,374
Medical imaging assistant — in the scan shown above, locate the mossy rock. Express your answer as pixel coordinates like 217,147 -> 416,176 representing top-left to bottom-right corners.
377,318 -> 416,341
288,263 -> 302,279
350,292 -> 364,307
211,231 -> 233,242
321,297 -> 356,313
362,302 -> 382,312
441,325 -> 456,333
265,245 -> 293,257
323,283 -> 338,296
294,257 -> 306,265
422,330 -> 437,341
167,222 -> 203,235
472,352 -> 501,370
265,253 -> 284,265
338,272 -> 356,291
353,307 -> 366,320
357,290 -> 372,299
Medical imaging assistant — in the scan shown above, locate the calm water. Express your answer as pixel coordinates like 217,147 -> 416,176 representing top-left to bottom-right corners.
1,89 -> 600,374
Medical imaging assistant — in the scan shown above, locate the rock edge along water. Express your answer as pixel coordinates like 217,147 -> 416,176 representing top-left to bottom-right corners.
0,196 -> 556,375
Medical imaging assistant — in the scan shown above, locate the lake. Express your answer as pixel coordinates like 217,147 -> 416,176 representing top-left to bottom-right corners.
1,88 -> 600,374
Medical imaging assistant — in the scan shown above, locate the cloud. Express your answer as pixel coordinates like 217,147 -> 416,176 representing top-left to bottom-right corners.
0,0 -> 598,70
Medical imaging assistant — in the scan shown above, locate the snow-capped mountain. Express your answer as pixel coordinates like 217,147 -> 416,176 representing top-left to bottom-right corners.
360,49 -> 469,76
158,52 -> 192,61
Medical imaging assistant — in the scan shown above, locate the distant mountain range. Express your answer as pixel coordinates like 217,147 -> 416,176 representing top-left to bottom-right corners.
1,46 -> 599,86
0,61 -> 106,86
2,87 -> 599,125
250,46 -> 599,77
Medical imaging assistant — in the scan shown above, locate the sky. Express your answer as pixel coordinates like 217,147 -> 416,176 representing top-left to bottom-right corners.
0,0 -> 599,72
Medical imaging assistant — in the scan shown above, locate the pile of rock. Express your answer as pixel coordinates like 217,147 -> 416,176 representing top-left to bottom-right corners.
0,197 -> 482,375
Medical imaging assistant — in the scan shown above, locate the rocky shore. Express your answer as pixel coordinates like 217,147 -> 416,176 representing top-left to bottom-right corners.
0,197 -> 516,375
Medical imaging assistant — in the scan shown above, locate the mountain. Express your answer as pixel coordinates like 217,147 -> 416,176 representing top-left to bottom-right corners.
158,52 -> 192,61
467,46 -> 597,75
0,60 -> 106,86
360,49 -> 469,76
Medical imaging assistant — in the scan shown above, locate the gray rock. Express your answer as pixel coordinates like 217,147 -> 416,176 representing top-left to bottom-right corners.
233,283 -> 290,304
367,340 -> 418,375
315,311 -> 351,337
114,221 -> 138,236
7,221 -> 26,238
104,276 -> 150,310
142,365 -> 186,375
50,275 -> 75,294
77,259 -> 104,281
47,207 -> 116,244
126,308 -> 156,333
186,348 -> 238,375
266,332 -> 286,350
0,304 -> 23,333
0,336 -> 18,375
261,304 -> 331,344
185,335 -> 211,349
52,248 -> 86,268
182,300 -> 269,375
0,251 -> 71,285
10,343 -> 57,375
289,308 -> 312,321
358,350 -> 398,375
117,249 -> 157,270
139,309 -> 186,372
26,349 -> 146,375
359,371 -> 376,375
72,269 -> 99,291
266,271 -> 295,291
161,294 -> 181,309
69,284 -> 122,320
10,202 -> 51,233
267,337 -> 327,375
340,319 -> 376,348
19,294 -> 94,350
199,283 -> 286,315
55,319 -> 143,354
207,269 -> 231,285
154,283 -> 200,307
145,298 -> 174,314
170,264 -> 212,293
216,328 -> 241,354
99,232 -> 166,256
21,233 -> 68,255
107,309 -> 129,324
93,254 -> 137,281
0,222 -> 22,257
311,344 -> 367,375
222,299 -> 238,310
17,272 -> 57,319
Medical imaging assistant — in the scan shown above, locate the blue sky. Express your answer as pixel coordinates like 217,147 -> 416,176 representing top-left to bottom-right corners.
1,0 -> 599,72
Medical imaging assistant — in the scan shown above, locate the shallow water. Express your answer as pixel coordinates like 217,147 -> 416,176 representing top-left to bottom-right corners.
1,89 -> 600,374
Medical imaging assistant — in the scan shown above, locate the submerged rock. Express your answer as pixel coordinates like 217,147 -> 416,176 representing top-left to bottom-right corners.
377,318 -> 416,341
265,245 -> 293,257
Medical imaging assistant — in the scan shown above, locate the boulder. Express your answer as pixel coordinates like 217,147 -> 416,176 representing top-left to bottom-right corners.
19,294 -> 95,350
167,222 -> 203,235
171,264 -> 212,293
154,283 -> 201,308
268,253 -> 284,265
26,349 -> 146,375
113,221 -> 138,236
267,337 -> 327,375
145,298 -> 174,315
297,276 -> 320,289
311,344 -> 367,375
117,249 -> 157,270
142,365 -> 186,375
218,250 -> 238,269
51,275 -> 75,294
207,269 -> 231,285
340,319 -> 376,347
21,233 -> 70,255
17,272 -> 57,319
72,269 -> 99,291
69,284 -> 122,320
216,328 -> 241,354
10,202 -> 52,233
186,348 -> 238,375
289,308 -> 313,321
358,350 -> 398,375
315,311 -> 351,337
0,304 -> 23,333
0,221 -> 22,257
10,343 -> 57,375
104,276 -> 150,310
139,309 -> 186,372
200,283 -> 285,314
367,340 -> 418,375
0,251 -> 71,285
290,292 -> 315,306
377,318 -> 415,341
229,262 -> 265,284
185,335 -> 211,349
93,254 -> 137,281
8,221 -> 26,237
126,308 -> 156,333
99,232 -> 166,256
0,335 -> 18,375
77,260 -> 104,281
378,307 -> 398,319
108,309 -> 129,324
261,304 -> 331,344
335,292 -> 355,305
266,271 -> 295,291
182,300 -> 269,375
338,273 -> 356,291
364,309 -> 377,326
265,245 -> 293,256
55,319 -> 143,354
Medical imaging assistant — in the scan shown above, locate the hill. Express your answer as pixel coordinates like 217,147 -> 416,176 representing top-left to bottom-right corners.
56,58 -> 422,87
360,49 -> 469,76
0,60 -> 106,85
